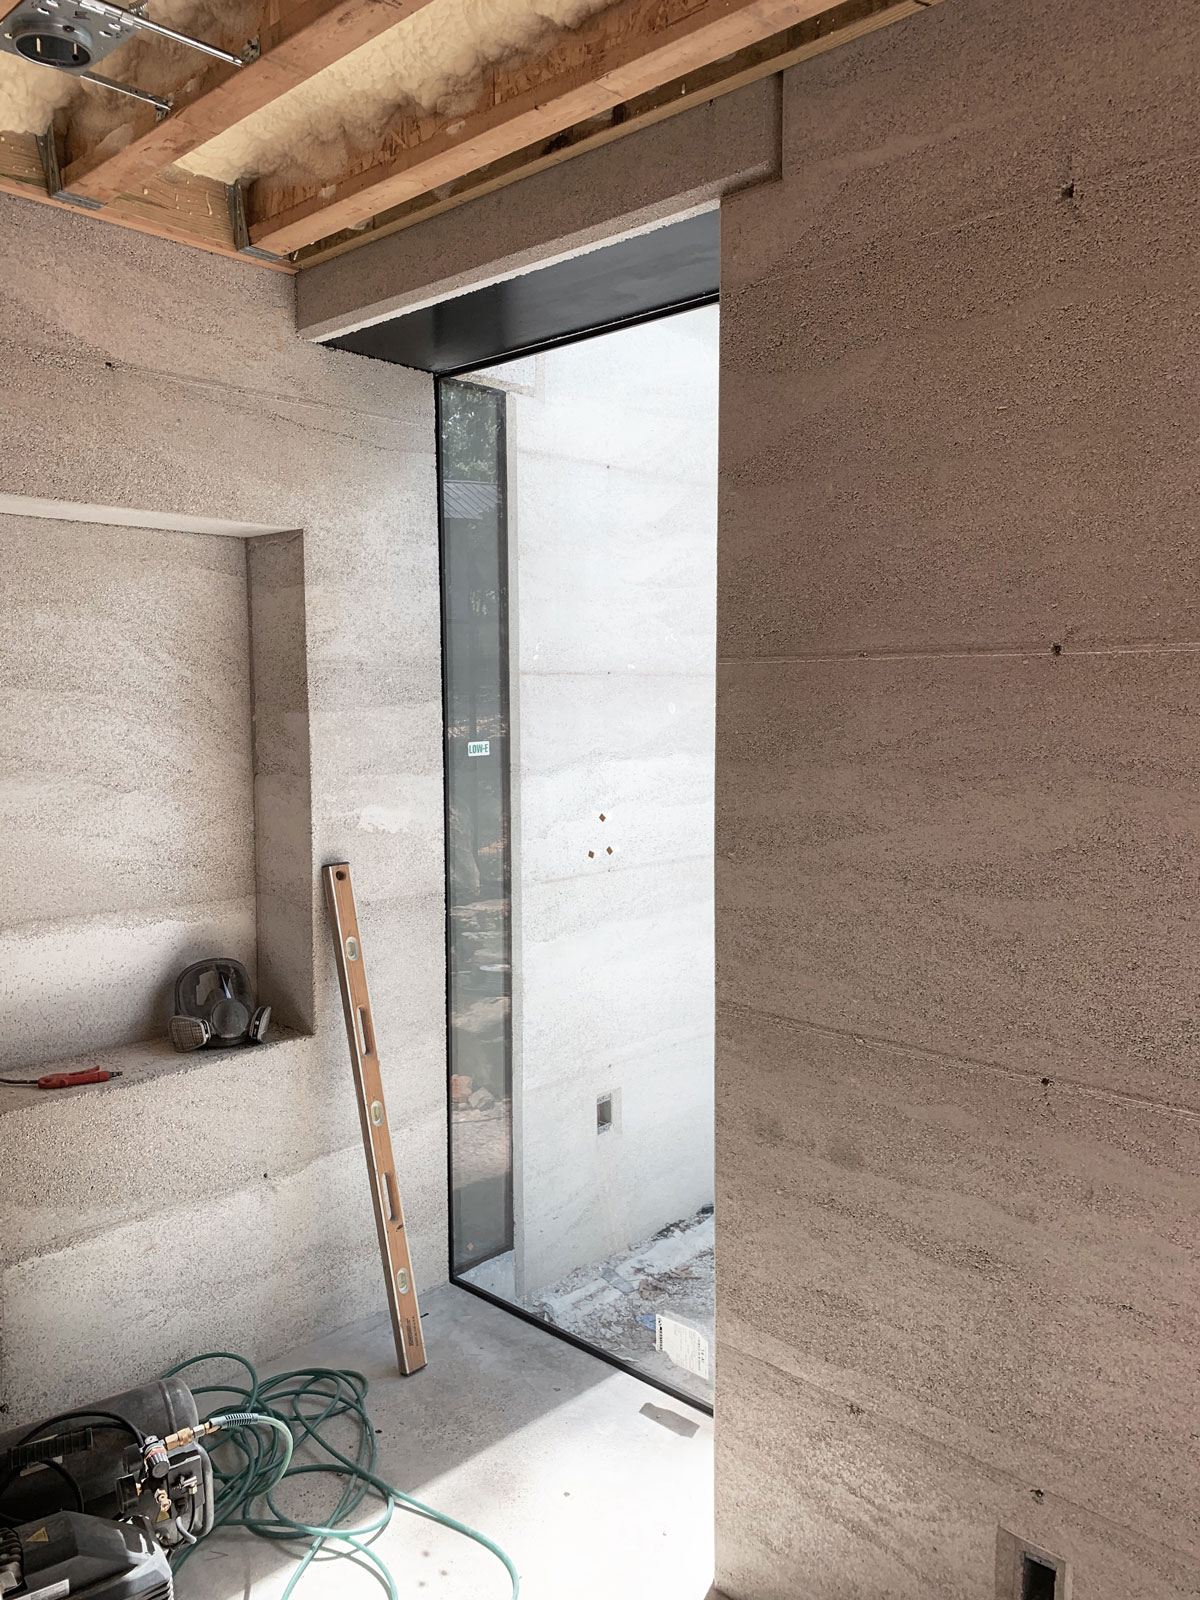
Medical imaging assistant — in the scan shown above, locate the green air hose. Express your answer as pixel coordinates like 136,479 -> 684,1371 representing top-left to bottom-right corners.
161,1353 -> 520,1600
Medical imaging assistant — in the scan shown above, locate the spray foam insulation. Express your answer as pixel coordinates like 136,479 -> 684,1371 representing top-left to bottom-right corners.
180,0 -> 615,186
0,0 -> 616,189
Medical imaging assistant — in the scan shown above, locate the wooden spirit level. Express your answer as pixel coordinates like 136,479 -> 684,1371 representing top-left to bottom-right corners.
323,862 -> 427,1375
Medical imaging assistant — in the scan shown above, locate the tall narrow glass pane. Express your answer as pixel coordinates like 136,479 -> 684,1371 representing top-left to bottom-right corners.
442,308 -> 718,1407
440,380 -> 513,1274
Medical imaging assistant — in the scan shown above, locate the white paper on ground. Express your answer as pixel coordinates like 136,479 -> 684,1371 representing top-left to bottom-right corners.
655,1314 -> 711,1380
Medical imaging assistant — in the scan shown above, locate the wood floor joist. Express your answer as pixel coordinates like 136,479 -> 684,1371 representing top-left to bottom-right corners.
249,0 -> 935,256
60,0 -> 438,205
0,130 -> 294,269
292,0 -> 937,268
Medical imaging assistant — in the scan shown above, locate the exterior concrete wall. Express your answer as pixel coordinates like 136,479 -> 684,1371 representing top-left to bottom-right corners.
501,310 -> 718,1294
0,515 -> 256,1069
716,0 -> 1200,1596
0,194 -> 446,1423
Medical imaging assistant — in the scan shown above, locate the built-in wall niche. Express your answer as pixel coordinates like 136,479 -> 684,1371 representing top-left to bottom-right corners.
0,499 -> 313,1074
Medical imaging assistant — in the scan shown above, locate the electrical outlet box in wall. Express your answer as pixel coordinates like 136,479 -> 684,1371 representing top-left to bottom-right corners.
596,1087 -> 622,1137
996,1528 -> 1071,1600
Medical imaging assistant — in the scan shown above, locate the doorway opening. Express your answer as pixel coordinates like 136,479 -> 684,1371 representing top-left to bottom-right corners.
439,302 -> 718,1409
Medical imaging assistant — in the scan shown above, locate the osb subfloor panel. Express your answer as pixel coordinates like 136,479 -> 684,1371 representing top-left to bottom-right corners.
177,1283 -> 714,1600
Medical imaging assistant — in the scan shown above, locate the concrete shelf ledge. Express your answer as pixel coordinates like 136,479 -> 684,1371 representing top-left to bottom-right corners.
0,1022 -> 343,1280
0,1026 -> 312,1121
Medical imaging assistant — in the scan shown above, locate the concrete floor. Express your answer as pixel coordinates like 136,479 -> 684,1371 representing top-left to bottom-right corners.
177,1283 -> 714,1600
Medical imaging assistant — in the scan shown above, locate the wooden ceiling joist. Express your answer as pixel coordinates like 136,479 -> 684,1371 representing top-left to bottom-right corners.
59,0 -> 438,205
292,0 -> 936,267
0,128 -> 294,267
4,0 -> 939,265
247,0 -> 903,255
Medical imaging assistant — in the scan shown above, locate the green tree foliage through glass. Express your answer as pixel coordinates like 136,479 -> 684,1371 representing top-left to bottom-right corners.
441,382 -> 503,484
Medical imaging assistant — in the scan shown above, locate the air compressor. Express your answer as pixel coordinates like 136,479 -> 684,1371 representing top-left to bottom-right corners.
0,1377 -> 281,1599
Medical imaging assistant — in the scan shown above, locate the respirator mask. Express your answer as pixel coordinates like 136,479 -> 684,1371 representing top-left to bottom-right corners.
168,958 -> 271,1052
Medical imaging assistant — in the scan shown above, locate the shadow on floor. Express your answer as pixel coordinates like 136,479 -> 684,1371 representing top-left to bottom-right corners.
177,1281 -> 715,1600
256,1281 -> 623,1488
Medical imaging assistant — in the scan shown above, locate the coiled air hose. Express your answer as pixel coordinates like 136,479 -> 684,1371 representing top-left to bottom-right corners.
162,1353 -> 519,1599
